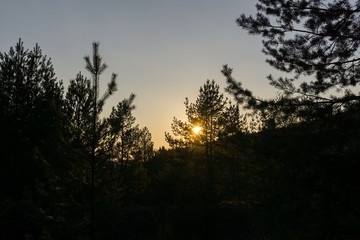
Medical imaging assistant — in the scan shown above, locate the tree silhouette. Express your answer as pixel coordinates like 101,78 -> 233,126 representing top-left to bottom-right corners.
0,40 -> 160,239
0,39 -> 64,239
65,72 -> 93,150
166,80 -> 237,148
107,94 -> 137,162
223,0 -> 360,117
166,79 -> 244,205
83,42 -> 117,240
220,3 -> 360,237
107,99 -> 154,162
133,127 -> 154,162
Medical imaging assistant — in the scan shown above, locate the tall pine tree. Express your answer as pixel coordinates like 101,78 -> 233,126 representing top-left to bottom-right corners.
0,39 -> 65,239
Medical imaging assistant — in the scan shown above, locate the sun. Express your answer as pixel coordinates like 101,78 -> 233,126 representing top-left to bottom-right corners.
192,126 -> 202,134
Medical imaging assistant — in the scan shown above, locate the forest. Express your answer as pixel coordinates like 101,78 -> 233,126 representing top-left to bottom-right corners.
1,0 -> 360,239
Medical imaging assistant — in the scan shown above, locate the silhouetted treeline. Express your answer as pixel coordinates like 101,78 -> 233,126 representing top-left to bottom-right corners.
1,34 -> 360,240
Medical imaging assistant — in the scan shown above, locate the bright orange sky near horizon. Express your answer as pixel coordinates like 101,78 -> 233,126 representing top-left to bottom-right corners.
0,0 -> 279,148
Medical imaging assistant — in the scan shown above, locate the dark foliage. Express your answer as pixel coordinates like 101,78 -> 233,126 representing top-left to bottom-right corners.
0,39 -> 65,239
218,1 -> 360,238
224,0 -> 360,118
1,35 -> 359,240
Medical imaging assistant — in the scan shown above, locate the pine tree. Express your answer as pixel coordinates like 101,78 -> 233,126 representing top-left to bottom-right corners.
0,39 -> 64,239
166,80 -> 240,148
166,79 -> 244,205
223,0 -> 360,117
83,42 -> 117,240
65,72 -> 93,151
107,94 -> 138,162
133,127 -> 154,162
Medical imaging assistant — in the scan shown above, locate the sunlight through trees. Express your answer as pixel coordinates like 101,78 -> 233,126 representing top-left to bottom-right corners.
192,126 -> 202,135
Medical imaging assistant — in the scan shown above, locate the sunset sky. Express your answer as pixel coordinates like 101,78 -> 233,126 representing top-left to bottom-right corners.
0,0 -> 279,148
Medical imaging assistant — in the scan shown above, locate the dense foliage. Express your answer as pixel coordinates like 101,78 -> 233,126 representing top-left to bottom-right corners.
220,0 -> 360,239
223,0 -> 360,122
0,40 -> 154,239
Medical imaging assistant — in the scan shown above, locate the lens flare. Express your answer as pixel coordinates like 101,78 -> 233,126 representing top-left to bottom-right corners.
192,126 -> 202,134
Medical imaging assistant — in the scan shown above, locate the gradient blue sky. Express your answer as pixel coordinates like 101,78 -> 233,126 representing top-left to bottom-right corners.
1,0 -> 279,148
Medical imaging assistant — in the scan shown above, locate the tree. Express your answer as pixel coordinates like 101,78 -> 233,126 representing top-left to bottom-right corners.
106,94 -> 137,162
105,94 -> 155,163
102,94 -> 154,205
60,72 -> 96,237
133,127 -> 154,162
166,79 -> 240,148
223,0 -> 360,118
0,39 -> 65,239
221,4 -> 360,237
65,72 -> 93,151
166,79 -> 244,205
83,42 -> 117,240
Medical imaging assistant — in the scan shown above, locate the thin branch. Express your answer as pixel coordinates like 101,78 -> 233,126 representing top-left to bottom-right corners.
267,24 -> 360,41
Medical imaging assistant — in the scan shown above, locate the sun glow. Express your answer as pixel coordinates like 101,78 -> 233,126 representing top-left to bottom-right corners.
192,126 -> 202,134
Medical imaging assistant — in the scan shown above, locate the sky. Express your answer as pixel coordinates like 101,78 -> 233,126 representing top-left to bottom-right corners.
0,0 -> 279,148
